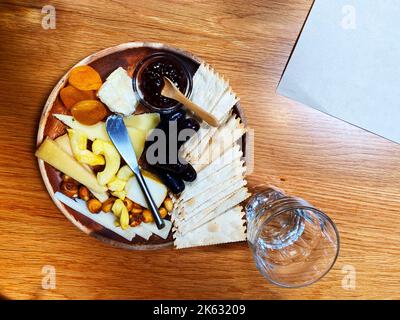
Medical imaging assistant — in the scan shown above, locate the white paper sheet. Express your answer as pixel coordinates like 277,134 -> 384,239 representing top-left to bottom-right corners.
277,0 -> 400,144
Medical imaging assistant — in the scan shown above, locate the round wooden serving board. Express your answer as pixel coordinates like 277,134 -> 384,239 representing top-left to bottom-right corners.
37,42 -> 247,250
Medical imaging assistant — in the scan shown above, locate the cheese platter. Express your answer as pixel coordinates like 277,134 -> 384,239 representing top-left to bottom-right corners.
36,42 -> 249,250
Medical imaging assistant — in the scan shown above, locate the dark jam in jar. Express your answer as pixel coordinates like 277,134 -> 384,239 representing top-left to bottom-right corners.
139,59 -> 187,109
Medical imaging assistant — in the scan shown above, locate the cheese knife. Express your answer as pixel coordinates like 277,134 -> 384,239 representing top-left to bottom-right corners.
106,114 -> 165,230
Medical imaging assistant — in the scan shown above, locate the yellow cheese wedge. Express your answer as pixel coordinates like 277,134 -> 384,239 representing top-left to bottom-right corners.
54,133 -> 109,202
125,170 -> 167,209
53,114 -> 146,159
53,114 -> 109,140
127,127 -> 146,159
124,113 -> 160,137
35,138 -> 107,193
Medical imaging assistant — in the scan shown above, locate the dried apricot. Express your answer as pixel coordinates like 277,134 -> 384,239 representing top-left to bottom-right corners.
71,100 -> 108,125
68,65 -> 102,91
60,85 -> 96,109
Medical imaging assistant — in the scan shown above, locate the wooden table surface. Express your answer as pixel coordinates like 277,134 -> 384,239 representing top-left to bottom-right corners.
1,0 -> 400,300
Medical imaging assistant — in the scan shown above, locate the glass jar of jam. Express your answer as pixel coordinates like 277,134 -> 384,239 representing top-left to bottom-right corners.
132,52 -> 192,114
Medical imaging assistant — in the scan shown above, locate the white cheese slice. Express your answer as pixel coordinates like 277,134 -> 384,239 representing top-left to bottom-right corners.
53,114 -> 109,141
141,220 -> 172,240
54,192 -> 152,240
97,67 -> 138,116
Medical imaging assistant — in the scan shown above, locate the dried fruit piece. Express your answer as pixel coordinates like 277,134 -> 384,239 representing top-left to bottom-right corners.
71,100 -> 108,125
60,86 -> 96,109
69,65 -> 102,91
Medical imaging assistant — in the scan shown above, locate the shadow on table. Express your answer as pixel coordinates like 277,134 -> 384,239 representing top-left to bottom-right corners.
0,293 -> 9,300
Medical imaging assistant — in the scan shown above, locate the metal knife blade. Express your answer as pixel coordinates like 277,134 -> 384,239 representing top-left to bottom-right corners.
106,114 -> 165,229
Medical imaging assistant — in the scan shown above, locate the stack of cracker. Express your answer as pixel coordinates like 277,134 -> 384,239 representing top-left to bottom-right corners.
172,63 -> 250,249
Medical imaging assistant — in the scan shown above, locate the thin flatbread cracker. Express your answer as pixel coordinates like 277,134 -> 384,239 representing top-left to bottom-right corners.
174,206 -> 246,249
173,184 -> 248,225
177,160 -> 245,203
175,188 -> 250,235
190,63 -> 230,113
213,89 -> 239,122
187,114 -> 239,164
176,176 -> 247,216
193,133 -> 246,171
191,144 -> 242,185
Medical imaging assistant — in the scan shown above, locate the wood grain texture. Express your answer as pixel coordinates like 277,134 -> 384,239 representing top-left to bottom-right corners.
1,0 -> 400,300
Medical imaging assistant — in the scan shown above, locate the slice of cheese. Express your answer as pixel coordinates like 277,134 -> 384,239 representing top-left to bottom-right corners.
53,114 -> 146,159
125,171 -> 167,209
36,138 -> 107,193
55,192 -> 152,240
124,113 -> 160,137
54,133 -> 109,202
54,114 -> 109,141
141,220 -> 172,240
174,206 -> 246,249
97,67 -> 138,116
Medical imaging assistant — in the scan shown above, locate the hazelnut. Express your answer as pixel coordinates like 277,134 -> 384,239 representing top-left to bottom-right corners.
163,197 -> 173,212
87,198 -> 102,214
123,198 -> 134,212
60,181 -> 78,198
130,220 -> 142,227
142,209 -> 154,223
101,197 -> 116,213
130,212 -> 143,227
131,207 -> 143,214
132,202 -> 142,210
159,207 -> 168,218
78,186 -> 90,201
62,175 -> 75,183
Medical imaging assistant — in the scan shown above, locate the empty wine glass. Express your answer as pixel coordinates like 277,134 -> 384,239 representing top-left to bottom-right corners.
246,186 -> 340,288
